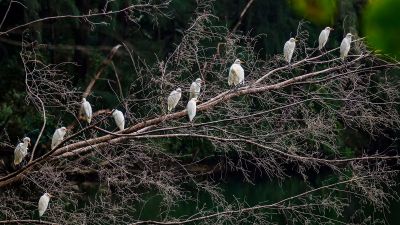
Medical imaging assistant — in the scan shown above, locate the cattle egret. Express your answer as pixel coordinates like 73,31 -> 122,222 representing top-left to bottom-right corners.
228,59 -> 245,86
284,37 -> 296,64
80,98 -> 93,124
51,127 -> 67,150
318,27 -> 333,50
189,78 -> 202,99
167,88 -> 182,112
340,33 -> 353,60
112,110 -> 125,131
187,98 -> 197,122
14,137 -> 31,166
38,193 -> 52,217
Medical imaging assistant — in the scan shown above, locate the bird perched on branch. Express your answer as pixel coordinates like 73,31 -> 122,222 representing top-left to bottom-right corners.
14,137 -> 31,166
38,193 -> 52,217
112,110 -> 125,131
340,33 -> 353,60
168,88 -> 182,112
80,98 -> 93,124
51,127 -> 67,150
284,37 -> 296,64
187,98 -> 198,122
189,78 -> 202,99
318,27 -> 334,50
228,59 -> 245,87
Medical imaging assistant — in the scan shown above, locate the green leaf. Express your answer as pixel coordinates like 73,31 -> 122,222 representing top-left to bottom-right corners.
363,0 -> 400,57
289,0 -> 337,25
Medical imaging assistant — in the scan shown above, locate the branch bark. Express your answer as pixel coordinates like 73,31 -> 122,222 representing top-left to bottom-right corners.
82,44 -> 122,98
0,219 -> 59,225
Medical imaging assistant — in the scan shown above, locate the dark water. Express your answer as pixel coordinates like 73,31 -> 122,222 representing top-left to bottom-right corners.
128,173 -> 400,224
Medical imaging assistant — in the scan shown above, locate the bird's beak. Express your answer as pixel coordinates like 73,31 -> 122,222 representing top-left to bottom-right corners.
28,142 -> 32,146
330,28 -> 334,31
48,193 -> 53,197
240,60 -> 245,64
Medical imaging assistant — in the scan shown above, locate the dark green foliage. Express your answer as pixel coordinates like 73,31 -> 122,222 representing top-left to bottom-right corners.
363,0 -> 400,57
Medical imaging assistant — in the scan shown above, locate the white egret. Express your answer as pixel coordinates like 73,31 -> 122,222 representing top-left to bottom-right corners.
38,193 -> 52,217
340,33 -> 353,60
318,27 -> 333,50
51,127 -> 67,150
189,78 -> 202,99
14,137 -> 31,166
112,109 -> 125,131
284,37 -> 296,64
80,98 -> 92,124
187,98 -> 197,122
228,59 -> 245,86
167,88 -> 182,112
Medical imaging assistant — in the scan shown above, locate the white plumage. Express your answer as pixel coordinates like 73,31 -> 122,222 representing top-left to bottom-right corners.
340,33 -> 353,60
284,37 -> 296,64
38,193 -> 51,217
189,78 -> 202,99
187,98 -> 197,122
167,88 -> 182,112
51,127 -> 67,150
228,59 -> 245,86
318,27 -> 333,50
14,137 -> 31,165
112,110 -> 125,131
80,98 -> 93,124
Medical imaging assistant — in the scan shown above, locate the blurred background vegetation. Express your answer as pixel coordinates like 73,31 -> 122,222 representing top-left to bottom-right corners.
0,0 -> 399,223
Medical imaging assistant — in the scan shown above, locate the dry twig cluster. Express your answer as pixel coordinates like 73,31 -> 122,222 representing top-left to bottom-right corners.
1,0 -> 400,224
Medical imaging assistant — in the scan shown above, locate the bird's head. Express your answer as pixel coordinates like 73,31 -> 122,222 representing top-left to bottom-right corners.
289,37 -> 297,43
176,88 -> 182,92
195,78 -> 202,84
346,33 -> 353,38
44,193 -> 53,198
112,109 -> 120,116
234,59 -> 243,64
325,27 -> 334,31
191,98 -> 198,103
60,127 -> 67,132
23,137 -> 31,146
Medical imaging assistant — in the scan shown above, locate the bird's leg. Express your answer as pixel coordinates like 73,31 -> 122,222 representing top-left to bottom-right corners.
235,81 -> 245,90
21,159 -> 27,168
341,57 -> 347,65
320,47 -> 326,55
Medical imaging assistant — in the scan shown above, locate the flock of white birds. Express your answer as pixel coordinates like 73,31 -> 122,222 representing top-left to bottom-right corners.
11,27 -> 353,218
